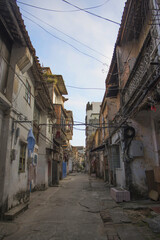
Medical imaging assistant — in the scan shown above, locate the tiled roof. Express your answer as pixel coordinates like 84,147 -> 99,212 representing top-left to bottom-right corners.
0,0 -> 55,112
0,0 -> 42,77
105,0 -> 130,85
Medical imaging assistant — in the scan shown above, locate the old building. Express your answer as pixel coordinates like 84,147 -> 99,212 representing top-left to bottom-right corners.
0,0 -> 73,216
65,110 -> 73,174
91,0 -> 160,198
85,102 -> 101,174
70,146 -> 85,171
0,0 -> 49,214
33,74 -> 56,189
90,129 -> 101,176
42,67 -> 73,182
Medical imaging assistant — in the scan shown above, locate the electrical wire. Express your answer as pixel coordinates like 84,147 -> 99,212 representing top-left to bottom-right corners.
23,15 -> 106,65
19,2 -> 154,80
17,0 -> 120,25
66,85 -> 105,90
2,45 -> 155,98
0,53 -> 35,100
0,53 -> 54,113
17,0 -> 110,13
11,108 -> 119,128
17,120 -> 53,145
61,0 -> 120,26
20,8 -> 109,59
112,64 -> 160,132
11,106 -> 99,129
14,72 -> 118,91
16,0 -> 160,80
106,8 -> 157,84
73,127 -> 86,131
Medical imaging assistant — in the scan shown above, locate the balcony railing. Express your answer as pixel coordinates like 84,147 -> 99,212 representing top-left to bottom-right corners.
121,32 -> 160,116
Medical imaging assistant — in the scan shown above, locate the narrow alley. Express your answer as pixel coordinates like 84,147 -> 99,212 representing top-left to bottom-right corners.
0,174 -> 159,240
1,0 -> 160,239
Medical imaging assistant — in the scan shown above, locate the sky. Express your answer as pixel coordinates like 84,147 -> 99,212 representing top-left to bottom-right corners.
17,0 -> 126,146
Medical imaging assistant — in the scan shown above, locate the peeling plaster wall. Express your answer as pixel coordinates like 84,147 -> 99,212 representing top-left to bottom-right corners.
7,66 -> 35,209
37,113 -> 48,188
0,112 -> 3,203
117,15 -> 151,90
12,68 -> 34,119
116,146 -> 126,188
130,110 -> 160,195
130,158 -> 148,195
0,44 -> 36,212
99,152 -> 104,178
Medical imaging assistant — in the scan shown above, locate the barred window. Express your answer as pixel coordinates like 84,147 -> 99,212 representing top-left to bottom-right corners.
19,142 -> 26,172
25,80 -> 31,105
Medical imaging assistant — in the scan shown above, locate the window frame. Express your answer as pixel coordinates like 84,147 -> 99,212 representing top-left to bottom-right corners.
25,80 -> 31,105
18,142 -> 27,173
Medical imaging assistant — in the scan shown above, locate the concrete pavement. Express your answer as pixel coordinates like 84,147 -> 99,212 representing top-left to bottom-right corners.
0,173 -> 160,240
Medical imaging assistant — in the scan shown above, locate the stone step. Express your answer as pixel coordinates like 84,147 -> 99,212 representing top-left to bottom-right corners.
3,203 -> 29,221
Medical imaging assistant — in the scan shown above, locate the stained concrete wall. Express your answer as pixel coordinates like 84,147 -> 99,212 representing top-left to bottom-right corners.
99,152 -> 104,178
0,44 -> 36,213
86,102 -> 101,124
130,109 -> 160,195
6,64 -> 35,208
117,14 -> 151,89
115,146 -> 126,188
69,158 -> 73,172
37,113 -> 48,188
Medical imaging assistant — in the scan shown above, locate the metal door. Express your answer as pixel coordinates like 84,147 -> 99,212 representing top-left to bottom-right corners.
62,162 -> 67,178
52,160 -> 58,185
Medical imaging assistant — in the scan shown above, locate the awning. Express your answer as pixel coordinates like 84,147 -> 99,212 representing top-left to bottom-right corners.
90,144 -> 105,153
106,85 -> 118,98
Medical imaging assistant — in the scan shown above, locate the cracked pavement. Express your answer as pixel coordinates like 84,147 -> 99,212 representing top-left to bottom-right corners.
1,174 -> 160,240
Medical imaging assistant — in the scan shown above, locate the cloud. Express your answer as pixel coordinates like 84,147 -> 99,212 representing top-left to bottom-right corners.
18,0 -> 126,146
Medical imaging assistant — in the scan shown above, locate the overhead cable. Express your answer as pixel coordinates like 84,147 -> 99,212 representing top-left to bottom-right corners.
73,127 -> 86,131
61,0 -> 120,25
66,85 -> 105,90
23,15 -> 106,65
21,8 -> 109,59
17,0 -> 110,13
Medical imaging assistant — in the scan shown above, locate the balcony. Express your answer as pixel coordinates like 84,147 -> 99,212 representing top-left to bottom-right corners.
54,129 -> 67,145
121,33 -> 159,115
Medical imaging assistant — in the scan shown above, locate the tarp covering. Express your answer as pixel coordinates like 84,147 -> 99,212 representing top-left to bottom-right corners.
27,128 -> 35,153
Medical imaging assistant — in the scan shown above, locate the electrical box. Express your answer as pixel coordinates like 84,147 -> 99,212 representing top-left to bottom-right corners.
128,140 -> 144,158
11,149 -> 16,161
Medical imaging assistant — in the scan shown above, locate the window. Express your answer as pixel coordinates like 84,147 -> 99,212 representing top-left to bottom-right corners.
48,119 -> 51,133
25,80 -> 31,105
19,142 -> 26,172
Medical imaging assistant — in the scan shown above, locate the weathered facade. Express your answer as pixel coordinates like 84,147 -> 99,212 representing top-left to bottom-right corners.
42,67 -> 73,182
0,0 -> 43,214
70,146 -> 85,171
0,0 -> 73,216
33,74 -> 56,189
85,102 -> 101,174
90,0 -> 160,199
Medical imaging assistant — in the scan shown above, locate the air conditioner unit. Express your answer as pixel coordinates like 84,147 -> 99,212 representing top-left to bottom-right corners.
128,140 -> 144,158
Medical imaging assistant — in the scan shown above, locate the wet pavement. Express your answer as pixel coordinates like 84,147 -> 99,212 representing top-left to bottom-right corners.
1,173 -> 160,240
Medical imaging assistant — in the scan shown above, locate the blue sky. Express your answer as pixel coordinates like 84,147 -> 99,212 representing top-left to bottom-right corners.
17,0 -> 126,146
